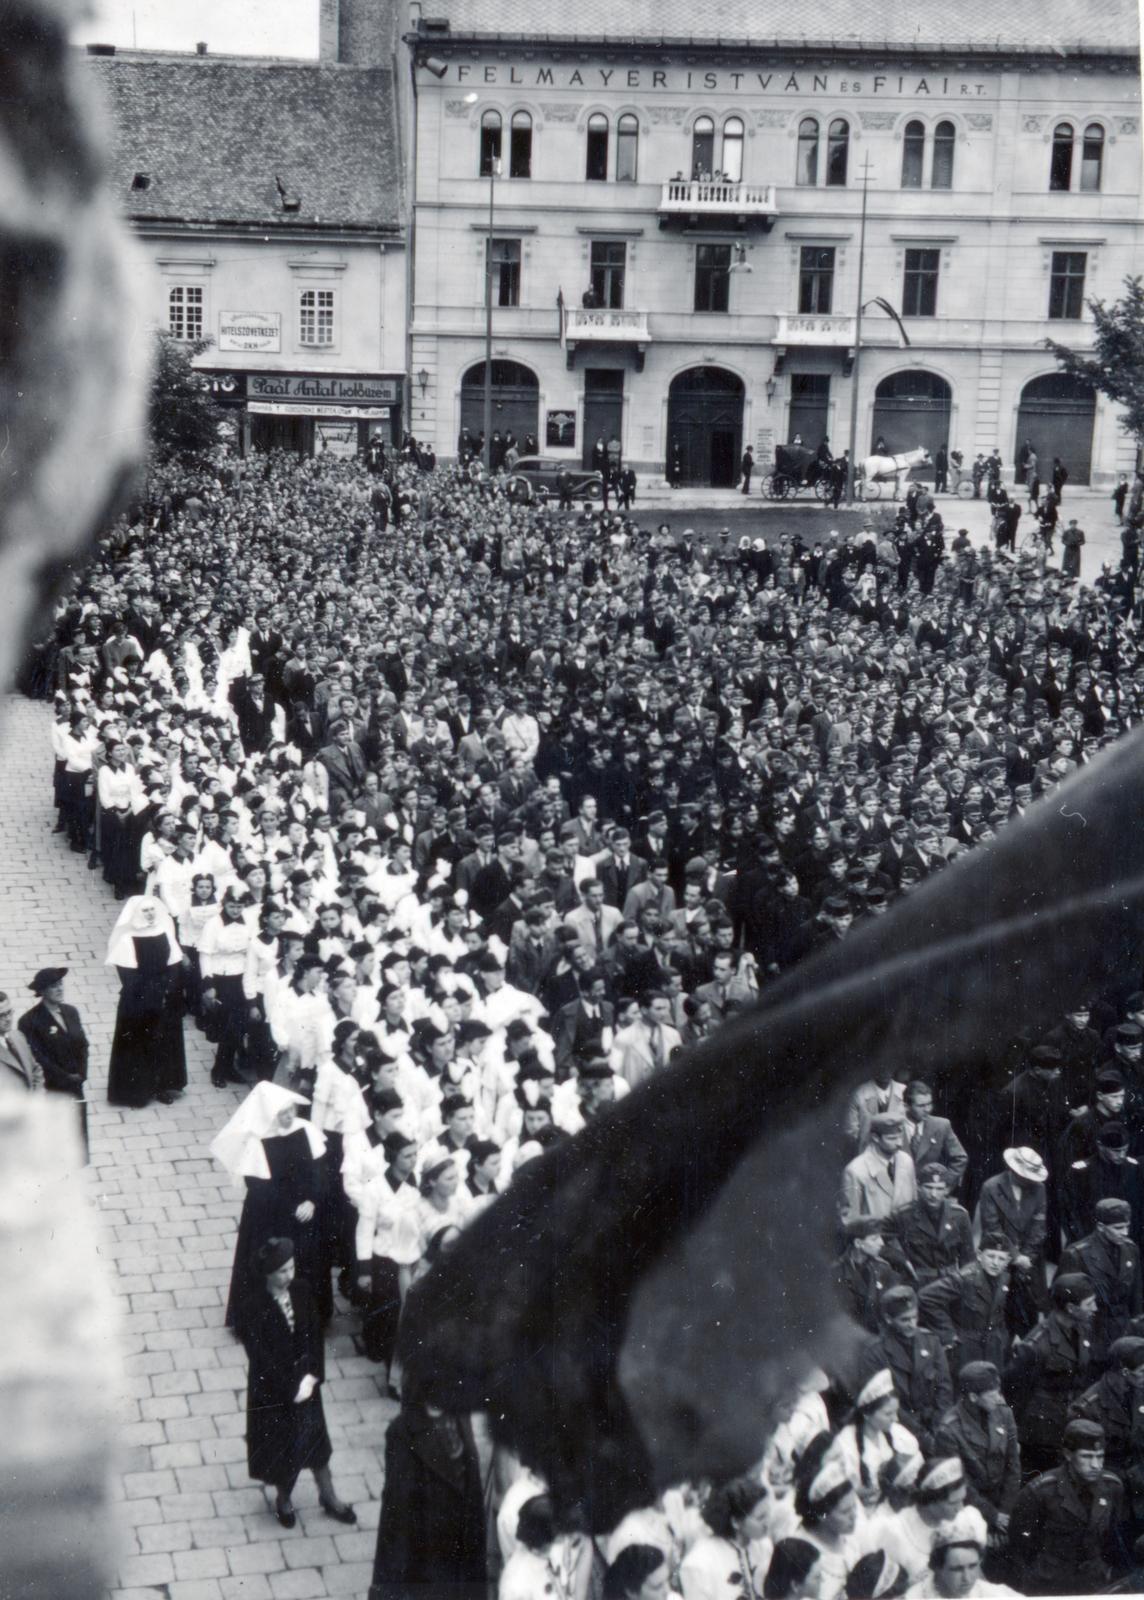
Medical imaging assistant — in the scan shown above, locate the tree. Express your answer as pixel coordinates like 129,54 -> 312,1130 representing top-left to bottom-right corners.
1047,275 -> 1144,446
149,332 -> 224,462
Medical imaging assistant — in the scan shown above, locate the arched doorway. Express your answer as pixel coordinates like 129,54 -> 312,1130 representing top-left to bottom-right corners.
460,360 -> 540,454
667,367 -> 744,486
871,370 -> 951,482
1016,373 -> 1096,485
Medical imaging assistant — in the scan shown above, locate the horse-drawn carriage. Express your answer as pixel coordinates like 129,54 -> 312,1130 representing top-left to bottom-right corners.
857,446 -> 932,500
762,444 -> 833,501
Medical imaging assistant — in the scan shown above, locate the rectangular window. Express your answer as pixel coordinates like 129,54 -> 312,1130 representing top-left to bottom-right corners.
694,243 -> 732,313
798,247 -> 834,314
509,118 -> 532,179
487,238 -> 521,307
902,248 -> 940,317
586,118 -> 609,182
1048,251 -> 1087,320
590,241 -> 626,309
168,284 -> 203,341
299,288 -> 335,346
479,118 -> 502,178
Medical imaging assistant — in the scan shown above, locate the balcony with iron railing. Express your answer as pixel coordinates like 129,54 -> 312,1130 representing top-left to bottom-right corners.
658,178 -> 778,227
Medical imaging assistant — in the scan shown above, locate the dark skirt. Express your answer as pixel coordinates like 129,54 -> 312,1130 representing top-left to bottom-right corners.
100,808 -> 138,892
107,964 -> 188,1107
247,1390 -> 332,1487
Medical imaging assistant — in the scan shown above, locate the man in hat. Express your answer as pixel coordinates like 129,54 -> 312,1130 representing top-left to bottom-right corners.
1058,1198 -> 1143,1362
934,1361 -> 1021,1545
835,1217 -> 906,1334
18,967 -> 87,1099
1008,1418 -> 1125,1593
975,1149 -> 1049,1333
894,1163 -> 975,1286
1059,1067 -> 1130,1170
1107,1022 -> 1144,1142
840,1113 -> 918,1225
859,1284 -> 953,1455
920,1233 -> 1017,1373
1061,1121 -> 1144,1244
1070,1334 -> 1144,1519
1005,1272 -> 1098,1472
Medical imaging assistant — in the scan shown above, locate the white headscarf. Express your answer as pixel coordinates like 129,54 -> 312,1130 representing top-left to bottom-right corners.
106,895 -> 184,968
209,1080 -> 326,1180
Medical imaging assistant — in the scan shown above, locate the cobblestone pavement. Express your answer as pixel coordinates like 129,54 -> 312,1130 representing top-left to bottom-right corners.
0,695 -> 395,1600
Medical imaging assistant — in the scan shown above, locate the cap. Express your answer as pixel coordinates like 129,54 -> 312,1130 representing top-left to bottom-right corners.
28,966 -> 68,993
1096,1067 -> 1126,1092
979,1232 -> 1011,1254
1096,1197 -> 1133,1225
1098,1121 -> 1130,1150
1111,1336 -> 1144,1371
843,1216 -> 884,1241
880,1285 -> 917,1317
1003,1146 -> 1048,1183
255,1237 -> 294,1274
918,1162 -> 951,1187
958,1360 -> 1001,1395
1116,1021 -> 1144,1045
855,1367 -> 896,1409
869,1112 -> 903,1136
1052,1271 -> 1095,1308
1062,1418 -> 1105,1451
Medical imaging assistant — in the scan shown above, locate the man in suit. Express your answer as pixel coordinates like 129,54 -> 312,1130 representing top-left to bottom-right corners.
623,859 -> 675,924
230,674 -> 279,756
18,967 -> 86,1097
839,1113 -> 917,1225
977,1148 -> 1050,1336
845,1072 -> 908,1151
0,990 -> 41,1089
904,1080 -> 969,1189
552,969 -> 614,1076
563,879 -> 623,961
248,610 -> 283,679
317,720 -> 368,817
613,990 -> 682,1091
694,949 -> 756,1029
1058,1198 -> 1143,1363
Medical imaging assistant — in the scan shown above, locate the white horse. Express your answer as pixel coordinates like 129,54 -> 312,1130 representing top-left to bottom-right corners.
859,446 -> 932,500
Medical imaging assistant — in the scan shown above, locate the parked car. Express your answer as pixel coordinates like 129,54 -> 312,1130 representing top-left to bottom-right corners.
504,456 -> 604,503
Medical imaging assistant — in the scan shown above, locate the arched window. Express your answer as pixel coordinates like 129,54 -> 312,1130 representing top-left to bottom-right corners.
796,117 -> 819,186
616,113 -> 638,182
901,120 -> 925,189
509,111 -> 532,179
586,113 -> 609,181
692,116 -> 715,179
1050,122 -> 1074,191
932,120 -> 955,189
826,118 -> 849,186
721,117 -> 744,183
1080,123 -> 1104,192
479,110 -> 502,177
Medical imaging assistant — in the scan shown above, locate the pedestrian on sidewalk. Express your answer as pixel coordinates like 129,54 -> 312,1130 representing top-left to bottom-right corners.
740,446 -> 754,495
237,1236 -> 356,1530
105,897 -> 187,1109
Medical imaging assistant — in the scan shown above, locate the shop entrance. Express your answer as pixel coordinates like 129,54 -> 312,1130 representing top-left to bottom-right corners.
460,360 -> 540,455
666,367 -> 745,486
582,370 -> 624,470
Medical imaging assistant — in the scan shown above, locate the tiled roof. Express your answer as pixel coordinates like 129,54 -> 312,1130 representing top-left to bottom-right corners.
86,55 -> 403,232
433,0 -> 1140,51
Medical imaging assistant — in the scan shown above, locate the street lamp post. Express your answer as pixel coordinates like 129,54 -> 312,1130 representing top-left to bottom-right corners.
845,158 -> 871,506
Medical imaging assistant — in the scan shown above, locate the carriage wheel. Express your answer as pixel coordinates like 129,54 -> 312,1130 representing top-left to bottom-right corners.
771,474 -> 791,499
762,474 -> 778,499
813,477 -> 831,502
957,480 -> 975,500
863,479 -> 882,500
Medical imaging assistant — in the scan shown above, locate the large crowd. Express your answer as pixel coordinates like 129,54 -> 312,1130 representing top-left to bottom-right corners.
13,438 -> 1144,1598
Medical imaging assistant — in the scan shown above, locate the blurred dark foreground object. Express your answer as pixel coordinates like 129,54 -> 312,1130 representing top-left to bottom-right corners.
402,729 -> 1144,1532
0,3 -> 147,1598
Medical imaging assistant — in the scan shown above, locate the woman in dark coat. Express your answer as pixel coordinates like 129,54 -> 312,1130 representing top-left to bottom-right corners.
213,1081 -> 330,1330
369,1397 -> 487,1600
105,896 -> 187,1107
238,1236 -> 355,1528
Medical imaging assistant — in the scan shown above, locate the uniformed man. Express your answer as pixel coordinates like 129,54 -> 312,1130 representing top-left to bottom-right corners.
1004,1272 -> 1098,1474
1058,1198 -> 1143,1364
1008,1417 -> 1126,1594
1070,1334 -> 1144,1530
1106,1022 -> 1144,1143
919,1232 -> 1016,1371
1059,1068 -> 1129,1170
858,1284 -> 953,1455
835,1216 -> 906,1334
1061,1121 -> 1144,1244
933,1361 -> 1021,1552
894,1163 -> 975,1286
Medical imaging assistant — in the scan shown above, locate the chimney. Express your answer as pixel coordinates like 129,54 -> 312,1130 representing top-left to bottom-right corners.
195,40 -> 208,54
330,0 -> 395,66
319,0 -> 341,60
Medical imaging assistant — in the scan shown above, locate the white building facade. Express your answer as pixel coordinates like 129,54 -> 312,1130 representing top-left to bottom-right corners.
406,4 -> 1142,485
